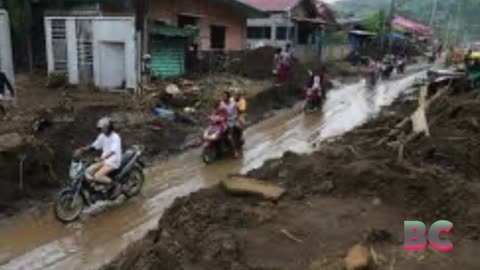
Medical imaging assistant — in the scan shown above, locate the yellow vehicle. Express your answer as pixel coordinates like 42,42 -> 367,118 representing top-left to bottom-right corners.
465,51 -> 480,88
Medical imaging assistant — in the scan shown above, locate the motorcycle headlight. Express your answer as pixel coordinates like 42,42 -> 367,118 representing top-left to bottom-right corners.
69,161 -> 83,179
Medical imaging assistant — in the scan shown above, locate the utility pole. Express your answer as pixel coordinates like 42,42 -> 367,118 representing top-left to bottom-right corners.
429,0 -> 437,29
387,0 -> 396,55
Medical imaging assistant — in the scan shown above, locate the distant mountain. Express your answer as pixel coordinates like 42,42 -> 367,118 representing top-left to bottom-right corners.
332,0 -> 480,43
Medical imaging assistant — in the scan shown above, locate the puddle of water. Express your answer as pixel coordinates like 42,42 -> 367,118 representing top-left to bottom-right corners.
0,70 -> 424,270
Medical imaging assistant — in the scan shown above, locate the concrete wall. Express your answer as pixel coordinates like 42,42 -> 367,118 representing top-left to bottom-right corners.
92,18 -> 136,90
150,0 -> 246,50
246,14 -> 295,49
0,9 -> 14,85
322,44 -> 349,62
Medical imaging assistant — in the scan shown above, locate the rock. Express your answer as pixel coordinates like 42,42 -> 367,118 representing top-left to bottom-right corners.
318,180 -> 335,193
0,132 -> 24,151
222,176 -> 285,200
372,197 -> 382,206
277,169 -> 288,179
166,84 -> 181,96
344,244 -> 371,270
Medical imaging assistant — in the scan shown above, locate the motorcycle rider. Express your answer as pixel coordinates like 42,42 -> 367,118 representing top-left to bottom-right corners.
233,89 -> 247,146
220,91 -> 241,157
75,117 -> 122,197
306,69 -> 323,108
367,58 -> 378,88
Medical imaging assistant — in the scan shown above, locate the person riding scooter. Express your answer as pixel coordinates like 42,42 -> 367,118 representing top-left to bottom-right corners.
75,117 -> 122,198
305,69 -> 323,111
204,101 -> 227,142
381,54 -> 395,79
233,89 -> 247,145
220,91 -> 242,157
366,58 -> 379,89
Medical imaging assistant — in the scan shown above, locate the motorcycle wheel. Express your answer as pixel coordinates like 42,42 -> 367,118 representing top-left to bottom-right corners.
202,147 -> 217,164
54,188 -> 84,223
123,166 -> 145,198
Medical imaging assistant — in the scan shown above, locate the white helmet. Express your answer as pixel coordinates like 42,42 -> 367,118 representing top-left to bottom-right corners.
96,117 -> 111,129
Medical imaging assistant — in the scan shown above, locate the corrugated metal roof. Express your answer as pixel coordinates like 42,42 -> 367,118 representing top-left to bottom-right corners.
392,16 -> 432,36
239,0 -> 336,24
238,0 -> 302,12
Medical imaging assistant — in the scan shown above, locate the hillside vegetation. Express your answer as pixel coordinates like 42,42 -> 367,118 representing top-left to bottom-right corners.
333,0 -> 480,43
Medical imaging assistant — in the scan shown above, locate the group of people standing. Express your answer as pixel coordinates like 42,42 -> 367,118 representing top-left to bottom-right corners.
366,53 -> 407,88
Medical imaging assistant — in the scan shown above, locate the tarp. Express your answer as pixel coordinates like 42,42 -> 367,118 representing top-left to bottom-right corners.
385,33 -> 406,40
150,24 -> 198,38
392,16 -> 432,36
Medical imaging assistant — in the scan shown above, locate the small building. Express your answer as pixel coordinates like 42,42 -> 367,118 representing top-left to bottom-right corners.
149,0 -> 261,51
44,15 -> 137,91
147,0 -> 262,78
0,9 -> 14,86
239,0 -> 337,62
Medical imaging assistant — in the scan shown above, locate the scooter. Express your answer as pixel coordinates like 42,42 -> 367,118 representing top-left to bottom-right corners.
54,145 -> 145,223
201,117 -> 243,164
381,62 -> 395,79
304,88 -> 323,113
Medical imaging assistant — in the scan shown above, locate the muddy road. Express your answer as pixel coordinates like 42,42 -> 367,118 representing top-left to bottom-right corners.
0,71 -> 424,270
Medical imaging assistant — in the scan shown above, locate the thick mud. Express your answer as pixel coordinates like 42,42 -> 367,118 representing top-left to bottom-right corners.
103,85 -> 480,269
0,69 -> 432,270
0,74 -> 303,216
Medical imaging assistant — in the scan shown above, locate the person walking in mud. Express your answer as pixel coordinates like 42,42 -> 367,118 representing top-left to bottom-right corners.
0,71 -> 14,98
273,48 -> 282,76
75,117 -> 122,198
0,71 -> 15,117
278,44 -> 293,84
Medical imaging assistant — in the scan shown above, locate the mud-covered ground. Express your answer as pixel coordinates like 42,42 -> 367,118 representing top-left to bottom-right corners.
104,88 -> 480,270
0,57 -> 321,216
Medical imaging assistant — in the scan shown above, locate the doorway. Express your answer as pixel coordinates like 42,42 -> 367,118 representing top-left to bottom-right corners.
210,25 -> 226,49
98,42 -> 126,90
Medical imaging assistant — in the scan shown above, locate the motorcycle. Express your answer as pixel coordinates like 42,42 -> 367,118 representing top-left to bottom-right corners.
54,145 -> 145,223
304,88 -> 323,113
201,117 -> 243,164
381,62 -> 394,79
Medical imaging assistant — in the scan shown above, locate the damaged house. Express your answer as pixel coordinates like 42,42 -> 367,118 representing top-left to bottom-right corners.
240,0 -> 337,62
43,0 -> 262,86
147,0 -> 262,78
43,1 -> 138,92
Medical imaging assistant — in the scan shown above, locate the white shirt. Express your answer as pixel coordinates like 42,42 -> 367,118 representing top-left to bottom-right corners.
92,132 -> 122,169
221,100 -> 237,126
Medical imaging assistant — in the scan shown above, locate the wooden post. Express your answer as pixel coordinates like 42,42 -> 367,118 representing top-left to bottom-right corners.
24,0 -> 33,73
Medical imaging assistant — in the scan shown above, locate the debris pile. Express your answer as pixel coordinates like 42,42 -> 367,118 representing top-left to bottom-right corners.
104,87 -> 480,270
